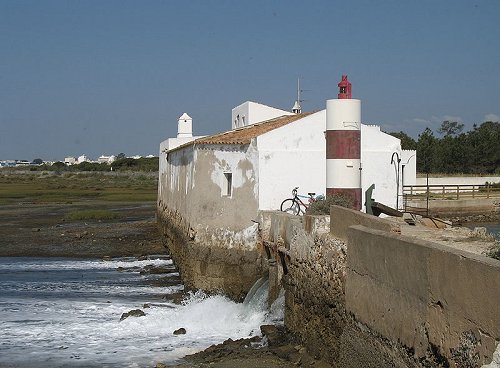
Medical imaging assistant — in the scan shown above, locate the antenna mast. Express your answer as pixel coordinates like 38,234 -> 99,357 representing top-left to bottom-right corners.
292,77 -> 302,113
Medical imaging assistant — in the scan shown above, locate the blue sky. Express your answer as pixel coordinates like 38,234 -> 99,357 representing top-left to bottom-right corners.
1,0 -> 499,161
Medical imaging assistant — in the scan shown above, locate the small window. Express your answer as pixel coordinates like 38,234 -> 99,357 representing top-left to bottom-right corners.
223,172 -> 232,197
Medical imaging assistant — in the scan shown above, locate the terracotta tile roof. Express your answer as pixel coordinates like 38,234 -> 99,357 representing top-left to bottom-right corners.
171,113 -> 312,152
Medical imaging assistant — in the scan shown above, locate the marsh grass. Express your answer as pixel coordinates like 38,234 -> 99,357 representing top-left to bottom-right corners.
0,172 -> 157,205
488,242 -> 500,261
64,209 -> 121,221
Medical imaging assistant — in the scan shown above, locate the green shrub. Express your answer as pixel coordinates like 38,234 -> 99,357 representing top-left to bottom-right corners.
307,194 -> 353,215
487,242 -> 500,261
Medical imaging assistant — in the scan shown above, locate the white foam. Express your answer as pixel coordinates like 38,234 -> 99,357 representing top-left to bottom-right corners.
0,257 -> 172,271
0,260 -> 280,368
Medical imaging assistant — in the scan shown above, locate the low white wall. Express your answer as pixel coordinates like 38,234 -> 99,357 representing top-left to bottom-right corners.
415,176 -> 500,186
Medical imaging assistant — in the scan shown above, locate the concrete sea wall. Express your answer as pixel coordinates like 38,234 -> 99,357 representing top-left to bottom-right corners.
346,224 -> 500,367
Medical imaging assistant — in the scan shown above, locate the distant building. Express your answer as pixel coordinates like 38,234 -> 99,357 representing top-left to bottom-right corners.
97,155 -> 117,164
15,160 -> 31,166
77,155 -> 90,164
64,157 -> 76,165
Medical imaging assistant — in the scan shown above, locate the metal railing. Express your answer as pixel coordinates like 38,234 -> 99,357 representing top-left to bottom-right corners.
400,183 -> 499,216
403,183 -> 499,201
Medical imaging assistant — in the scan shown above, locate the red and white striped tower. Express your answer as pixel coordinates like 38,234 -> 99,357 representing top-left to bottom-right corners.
326,75 -> 362,210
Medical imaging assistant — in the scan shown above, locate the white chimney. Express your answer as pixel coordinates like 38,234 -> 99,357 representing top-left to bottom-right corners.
177,113 -> 193,138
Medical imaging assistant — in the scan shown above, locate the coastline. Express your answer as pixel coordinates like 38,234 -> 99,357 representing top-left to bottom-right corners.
0,199 -> 322,367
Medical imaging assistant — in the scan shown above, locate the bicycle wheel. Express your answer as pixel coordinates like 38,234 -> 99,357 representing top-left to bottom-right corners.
281,199 -> 300,215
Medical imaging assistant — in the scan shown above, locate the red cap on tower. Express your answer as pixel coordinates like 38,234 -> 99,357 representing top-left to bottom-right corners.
337,75 -> 352,99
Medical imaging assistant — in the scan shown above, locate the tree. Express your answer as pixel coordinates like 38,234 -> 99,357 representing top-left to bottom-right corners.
32,158 -> 43,165
437,121 -> 464,137
466,121 -> 500,173
416,128 -> 436,173
116,153 -> 126,160
51,161 -> 66,169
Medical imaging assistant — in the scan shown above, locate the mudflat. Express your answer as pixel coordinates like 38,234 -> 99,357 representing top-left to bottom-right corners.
0,201 -> 165,257
0,171 -> 164,257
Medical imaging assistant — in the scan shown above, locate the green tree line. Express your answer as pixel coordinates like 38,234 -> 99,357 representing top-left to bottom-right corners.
29,157 -> 159,173
389,121 -> 499,174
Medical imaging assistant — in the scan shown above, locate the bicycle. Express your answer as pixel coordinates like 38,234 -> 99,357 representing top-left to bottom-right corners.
280,187 -> 323,215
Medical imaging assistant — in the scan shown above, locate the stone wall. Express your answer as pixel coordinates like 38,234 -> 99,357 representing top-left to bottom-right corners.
263,211 -> 422,366
157,203 -> 266,301
265,209 -> 500,367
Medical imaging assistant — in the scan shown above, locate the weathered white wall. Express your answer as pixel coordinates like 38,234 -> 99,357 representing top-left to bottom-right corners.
161,136 -> 202,152
257,111 -> 326,210
158,141 -> 260,250
231,101 -> 294,129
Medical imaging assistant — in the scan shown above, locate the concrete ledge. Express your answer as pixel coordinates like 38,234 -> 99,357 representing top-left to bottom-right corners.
330,205 -> 400,241
346,225 -> 500,365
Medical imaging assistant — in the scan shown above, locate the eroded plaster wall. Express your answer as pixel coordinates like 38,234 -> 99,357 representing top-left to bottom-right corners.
157,141 -> 266,299
160,142 -> 260,248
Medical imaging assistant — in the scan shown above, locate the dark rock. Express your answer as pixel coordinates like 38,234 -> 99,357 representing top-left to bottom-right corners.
173,327 -> 186,335
273,345 -> 298,360
137,255 -> 148,261
261,324 -> 287,346
143,303 -> 150,309
120,309 -> 145,321
140,265 -> 176,275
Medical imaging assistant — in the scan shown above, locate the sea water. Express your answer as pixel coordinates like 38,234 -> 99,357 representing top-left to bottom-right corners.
0,257 -> 281,368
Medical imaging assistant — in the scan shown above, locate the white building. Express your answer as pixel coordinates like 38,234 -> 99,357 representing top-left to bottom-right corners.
158,95 -> 416,250
64,156 -> 76,165
97,155 -> 117,164
77,155 -> 91,164
231,101 -> 294,129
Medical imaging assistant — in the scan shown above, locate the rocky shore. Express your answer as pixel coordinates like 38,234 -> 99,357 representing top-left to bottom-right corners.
159,325 -> 331,368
